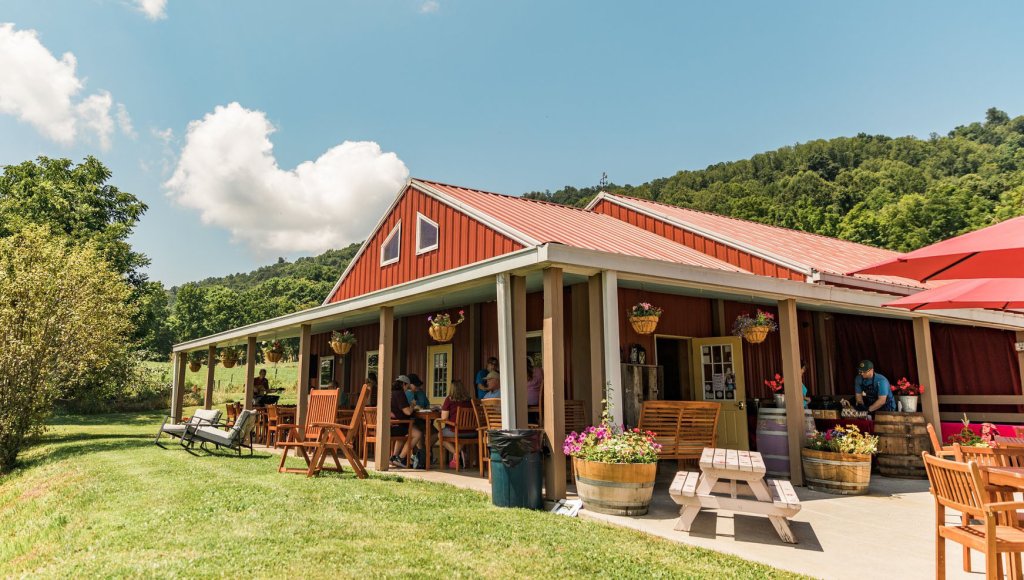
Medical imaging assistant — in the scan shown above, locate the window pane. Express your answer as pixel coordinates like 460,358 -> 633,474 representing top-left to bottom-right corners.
419,217 -> 438,250
383,234 -> 399,261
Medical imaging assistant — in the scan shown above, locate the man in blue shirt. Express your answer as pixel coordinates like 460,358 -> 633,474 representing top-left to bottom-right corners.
475,357 -> 498,399
401,373 -> 430,408
853,360 -> 895,413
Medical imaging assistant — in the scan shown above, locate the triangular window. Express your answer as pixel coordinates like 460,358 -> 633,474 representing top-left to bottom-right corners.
381,222 -> 401,266
416,213 -> 439,255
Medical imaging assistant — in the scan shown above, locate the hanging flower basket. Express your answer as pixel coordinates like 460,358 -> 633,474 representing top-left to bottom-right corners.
188,361 -> 202,373
265,350 -> 283,363
329,329 -> 356,355
428,310 -> 465,343
733,309 -> 778,344
220,355 -> 238,368
627,302 -> 662,335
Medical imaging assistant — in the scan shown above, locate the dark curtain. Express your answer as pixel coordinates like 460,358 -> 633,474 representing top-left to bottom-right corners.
832,313 -> 917,395
931,323 -> 1022,413
724,302 -> 816,399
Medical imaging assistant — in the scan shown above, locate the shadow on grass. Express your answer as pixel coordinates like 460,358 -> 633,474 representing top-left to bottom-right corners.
37,433 -> 154,444
49,412 -> 166,427
14,437 -> 150,472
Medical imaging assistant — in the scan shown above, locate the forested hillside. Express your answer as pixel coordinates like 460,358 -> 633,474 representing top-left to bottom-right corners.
525,108 -> 1024,252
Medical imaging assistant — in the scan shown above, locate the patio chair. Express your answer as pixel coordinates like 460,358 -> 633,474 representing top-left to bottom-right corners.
154,408 -> 222,447
438,406 -> 480,472
225,402 -> 240,428
276,389 -> 339,474
303,384 -> 371,478
361,407 -> 410,465
638,401 -> 720,468
266,404 -> 286,446
927,423 -> 957,459
479,399 -> 503,480
181,409 -> 258,456
922,452 -> 1024,579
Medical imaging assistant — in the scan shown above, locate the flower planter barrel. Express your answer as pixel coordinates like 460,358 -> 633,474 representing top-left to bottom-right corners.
755,408 -> 816,479
801,448 -> 872,495
874,411 -> 928,479
572,458 -> 657,516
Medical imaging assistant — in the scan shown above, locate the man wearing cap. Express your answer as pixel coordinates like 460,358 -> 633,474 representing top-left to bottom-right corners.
854,360 -> 894,413
402,373 -> 430,409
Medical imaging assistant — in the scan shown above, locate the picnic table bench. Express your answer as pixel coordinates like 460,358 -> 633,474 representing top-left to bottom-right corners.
669,447 -> 802,544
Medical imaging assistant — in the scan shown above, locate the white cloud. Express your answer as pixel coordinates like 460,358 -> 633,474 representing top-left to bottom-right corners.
0,23 -> 121,150
420,0 -> 440,13
133,0 -> 168,20
165,103 -> 410,255
116,103 -> 136,138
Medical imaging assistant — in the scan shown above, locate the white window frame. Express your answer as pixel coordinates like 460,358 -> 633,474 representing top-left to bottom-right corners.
415,212 -> 439,255
380,222 -> 401,266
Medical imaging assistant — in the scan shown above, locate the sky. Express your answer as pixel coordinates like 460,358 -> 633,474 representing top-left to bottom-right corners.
3,1 -> 1024,286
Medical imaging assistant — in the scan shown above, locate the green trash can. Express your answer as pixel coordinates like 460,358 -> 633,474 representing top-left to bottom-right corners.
489,429 -> 544,509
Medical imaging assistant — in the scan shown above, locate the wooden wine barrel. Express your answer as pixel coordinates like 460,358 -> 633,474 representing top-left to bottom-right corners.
874,411 -> 929,479
801,448 -> 872,495
572,458 -> 657,516
755,408 -> 816,479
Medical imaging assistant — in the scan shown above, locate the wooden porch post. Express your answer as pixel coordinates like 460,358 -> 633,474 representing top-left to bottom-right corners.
375,306 -> 395,470
204,344 -> 216,410
777,298 -> 805,486
468,303 -> 481,398
244,336 -> 257,410
512,275 -> 528,428
171,352 -> 186,422
296,324 -> 312,427
601,271 -> 624,425
710,299 -> 727,336
570,284 -> 591,403
543,267 -> 567,499
587,275 -> 605,425
913,317 -> 941,428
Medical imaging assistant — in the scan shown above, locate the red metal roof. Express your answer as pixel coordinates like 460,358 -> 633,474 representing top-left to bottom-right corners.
415,180 -> 746,273
603,194 -> 929,289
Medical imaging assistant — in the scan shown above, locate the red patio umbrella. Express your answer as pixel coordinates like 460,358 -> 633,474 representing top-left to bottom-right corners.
883,278 -> 1024,311
850,215 -> 1024,282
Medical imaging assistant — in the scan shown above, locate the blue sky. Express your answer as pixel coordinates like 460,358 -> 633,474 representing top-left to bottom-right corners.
2,1 -> 1024,286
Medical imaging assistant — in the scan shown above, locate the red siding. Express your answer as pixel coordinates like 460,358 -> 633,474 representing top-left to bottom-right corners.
593,200 -> 805,282
328,185 -> 525,303
617,288 -> 714,361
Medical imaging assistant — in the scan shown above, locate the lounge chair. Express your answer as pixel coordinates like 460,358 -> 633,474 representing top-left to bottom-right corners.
181,409 -> 258,455
154,409 -> 222,447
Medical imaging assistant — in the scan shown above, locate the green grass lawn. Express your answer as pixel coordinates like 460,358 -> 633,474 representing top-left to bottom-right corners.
145,360 -> 300,405
0,413 -> 804,579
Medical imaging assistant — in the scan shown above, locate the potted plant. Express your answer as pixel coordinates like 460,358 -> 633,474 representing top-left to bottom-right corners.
801,425 -> 878,495
946,415 -> 991,447
563,389 -> 661,515
219,347 -> 239,368
428,310 -> 465,343
627,302 -> 663,335
188,352 -> 204,373
264,340 -> 284,363
329,329 -> 357,355
732,309 -> 778,344
764,373 -> 785,407
891,377 -> 924,413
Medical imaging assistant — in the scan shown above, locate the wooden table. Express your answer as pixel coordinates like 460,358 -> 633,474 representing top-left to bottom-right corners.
983,466 -> 1024,489
416,408 -> 441,470
669,447 -> 802,544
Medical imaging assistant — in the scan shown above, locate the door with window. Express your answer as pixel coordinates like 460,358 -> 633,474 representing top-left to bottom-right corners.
426,344 -> 453,405
690,337 -> 748,450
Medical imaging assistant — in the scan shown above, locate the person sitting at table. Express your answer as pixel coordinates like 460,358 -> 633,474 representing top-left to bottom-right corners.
481,370 -> 501,399
403,373 -> 430,409
389,379 -> 422,468
854,359 -> 895,414
475,357 -> 498,399
364,372 -> 378,403
253,369 -> 270,397
439,379 -> 476,469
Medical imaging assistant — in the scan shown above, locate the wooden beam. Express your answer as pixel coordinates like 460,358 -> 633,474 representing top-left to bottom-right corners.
375,306 -> 395,470
496,273 -> 518,428
468,303 -> 481,395
543,267 -> 567,500
777,298 -> 804,486
396,316 -> 408,375
940,412 -> 1024,423
296,324 -> 312,427
812,312 -> 836,396
512,275 -> 528,428
588,275 -> 605,425
244,336 -> 257,410
570,283 -> 591,402
601,271 -> 624,425
938,395 -> 1024,405
710,299 -> 726,336
913,318 -> 940,429
204,344 -> 216,410
171,352 -> 186,422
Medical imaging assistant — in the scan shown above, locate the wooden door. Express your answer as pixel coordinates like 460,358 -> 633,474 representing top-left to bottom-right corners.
426,344 -> 453,405
690,337 -> 748,450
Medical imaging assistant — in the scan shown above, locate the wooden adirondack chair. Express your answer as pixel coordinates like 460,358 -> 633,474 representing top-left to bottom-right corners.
307,384 -> 371,479
276,389 -> 339,474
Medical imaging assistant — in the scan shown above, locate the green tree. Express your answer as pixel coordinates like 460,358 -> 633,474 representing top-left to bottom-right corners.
0,227 -> 132,471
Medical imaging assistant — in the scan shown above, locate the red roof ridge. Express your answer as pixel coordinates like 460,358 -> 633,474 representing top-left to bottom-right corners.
413,177 -> 601,215
601,191 -> 898,256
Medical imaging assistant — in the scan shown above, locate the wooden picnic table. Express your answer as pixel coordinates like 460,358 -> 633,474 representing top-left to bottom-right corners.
669,447 -> 802,544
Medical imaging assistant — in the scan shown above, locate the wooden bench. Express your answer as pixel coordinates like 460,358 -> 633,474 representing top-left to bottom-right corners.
638,401 -> 720,463
668,448 -> 803,544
